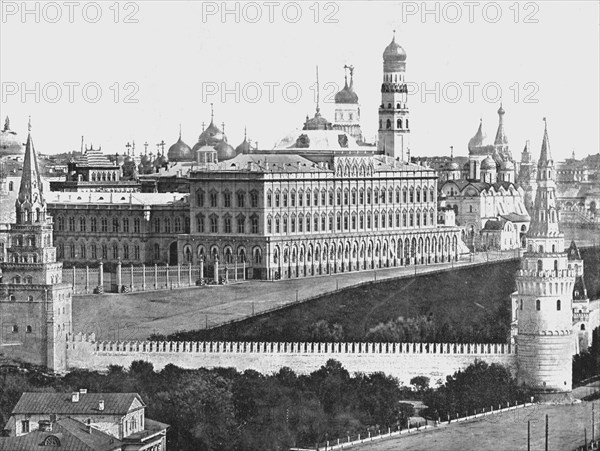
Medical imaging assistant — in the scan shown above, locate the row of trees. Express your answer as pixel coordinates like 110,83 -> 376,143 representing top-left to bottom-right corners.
0,358 -> 535,451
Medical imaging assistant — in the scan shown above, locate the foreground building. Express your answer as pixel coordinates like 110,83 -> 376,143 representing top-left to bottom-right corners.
1,391 -> 168,451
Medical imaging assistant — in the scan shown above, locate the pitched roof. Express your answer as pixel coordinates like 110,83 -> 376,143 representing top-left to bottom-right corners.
12,392 -> 144,416
0,418 -> 122,451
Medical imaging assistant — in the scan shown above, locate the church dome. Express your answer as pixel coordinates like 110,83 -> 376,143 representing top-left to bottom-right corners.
383,35 -> 407,62
153,153 -> 168,168
303,109 -> 332,131
500,160 -> 514,171
215,141 -> 236,161
168,136 -> 192,162
0,116 -> 24,157
196,121 -> 225,148
335,81 -> 359,104
481,155 -> 496,170
468,120 -> 486,153
235,138 -> 252,155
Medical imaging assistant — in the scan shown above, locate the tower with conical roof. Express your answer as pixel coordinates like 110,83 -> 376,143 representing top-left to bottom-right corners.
333,65 -> 363,143
378,32 -> 410,161
0,119 -> 73,372
514,119 -> 575,395
517,140 -> 537,211
493,103 -> 510,160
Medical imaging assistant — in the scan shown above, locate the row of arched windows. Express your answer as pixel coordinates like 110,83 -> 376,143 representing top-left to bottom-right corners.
57,241 -> 141,261
266,186 -> 435,209
265,209 -> 436,234
196,245 -> 263,265
196,215 -> 259,234
196,189 -> 259,208
381,118 -> 409,130
89,171 -> 118,182
56,216 -> 143,234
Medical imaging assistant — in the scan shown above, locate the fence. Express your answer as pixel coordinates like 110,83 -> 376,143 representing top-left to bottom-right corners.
63,262 -> 247,294
292,402 -> 535,451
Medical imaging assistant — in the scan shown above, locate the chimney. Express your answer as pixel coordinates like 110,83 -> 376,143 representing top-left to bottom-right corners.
79,388 -> 87,394
98,400 -> 104,412
71,392 -> 79,403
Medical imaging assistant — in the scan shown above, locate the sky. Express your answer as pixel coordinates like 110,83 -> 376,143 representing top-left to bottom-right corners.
1,1 -> 599,162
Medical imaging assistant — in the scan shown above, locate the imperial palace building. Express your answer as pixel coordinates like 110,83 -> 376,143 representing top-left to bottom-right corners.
177,35 -> 464,280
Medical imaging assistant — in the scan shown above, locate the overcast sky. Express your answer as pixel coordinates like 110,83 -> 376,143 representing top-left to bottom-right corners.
1,1 -> 598,161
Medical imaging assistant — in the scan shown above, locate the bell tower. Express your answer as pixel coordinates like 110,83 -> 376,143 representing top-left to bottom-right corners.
0,119 -> 72,372
378,32 -> 410,162
514,119 -> 575,395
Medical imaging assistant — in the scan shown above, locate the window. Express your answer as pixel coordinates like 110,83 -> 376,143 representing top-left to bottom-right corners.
267,192 -> 272,207
68,217 -> 75,232
197,215 -> 205,233
267,217 -> 272,233
154,243 -> 160,260
174,217 -> 181,233
298,191 -> 303,207
112,244 -> 119,260
367,189 -> 372,204
520,299 -> 523,310
556,300 -> 561,311
374,189 -> 380,204
321,190 -> 326,206
352,190 -> 357,205
91,243 -> 97,259
337,189 -> 342,206
251,216 -> 259,234
536,299 -> 541,311
26,325 -> 32,333
210,192 -> 218,207
112,218 -> 119,233
21,420 -> 29,433
197,190 -> 205,207
403,188 -> 407,203
134,218 -> 140,233
282,216 -> 287,233
123,218 -> 129,233
90,217 -> 97,232
290,191 -> 296,207
313,190 -> 318,206
251,192 -> 258,208
329,190 -> 334,206
237,216 -> 245,234
283,191 -> 288,207
275,191 -> 280,207
123,244 -> 129,260
164,218 -> 171,233
70,244 -> 76,259
344,190 -> 349,205
57,217 -> 64,231
336,214 -> 341,231
79,217 -> 86,232
134,245 -> 140,260
153,218 -> 160,233
343,215 -> 349,230
210,217 -> 218,233
359,189 -> 364,205
102,244 -> 108,260
329,215 -> 333,231
12,325 -> 18,333
352,215 -> 357,229
306,215 -> 311,232
291,216 -> 296,233
409,188 -> 414,203
224,192 -> 231,208
80,244 -> 86,259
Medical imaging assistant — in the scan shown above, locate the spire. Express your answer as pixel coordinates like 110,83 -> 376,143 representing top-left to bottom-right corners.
16,117 -> 45,222
528,119 -> 559,238
210,103 -> 214,124
494,102 -> 508,146
539,117 -> 552,165
315,65 -> 321,114
450,145 -> 454,159
179,123 -> 182,140
3,116 -> 9,132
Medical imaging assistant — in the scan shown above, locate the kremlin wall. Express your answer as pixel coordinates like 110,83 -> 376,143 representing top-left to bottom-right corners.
65,334 -> 517,387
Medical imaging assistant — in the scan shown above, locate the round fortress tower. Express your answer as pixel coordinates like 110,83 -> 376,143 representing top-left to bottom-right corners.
516,119 -> 574,393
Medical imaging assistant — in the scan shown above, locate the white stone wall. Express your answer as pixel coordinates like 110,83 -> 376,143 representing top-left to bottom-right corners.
66,336 -> 517,387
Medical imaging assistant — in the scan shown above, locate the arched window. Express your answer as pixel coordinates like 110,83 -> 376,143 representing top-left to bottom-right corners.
537,260 -> 543,271
556,299 -> 561,311
386,119 -> 391,129
520,299 -> 523,310
536,299 -> 541,311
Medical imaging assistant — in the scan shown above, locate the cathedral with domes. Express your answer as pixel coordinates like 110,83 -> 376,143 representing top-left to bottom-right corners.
439,105 -> 530,251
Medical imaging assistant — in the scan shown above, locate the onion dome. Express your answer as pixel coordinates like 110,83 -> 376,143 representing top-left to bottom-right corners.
168,127 -> 192,162
447,161 -> 460,171
195,121 -> 225,149
153,152 -> 168,168
481,155 -> 496,170
0,116 -> 24,157
500,160 -> 515,171
335,76 -> 359,104
235,128 -> 253,155
383,33 -> 407,62
468,119 -> 486,153
215,141 -> 236,161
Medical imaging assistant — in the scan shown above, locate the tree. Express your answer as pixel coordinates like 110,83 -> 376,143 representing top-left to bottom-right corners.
410,376 -> 430,392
